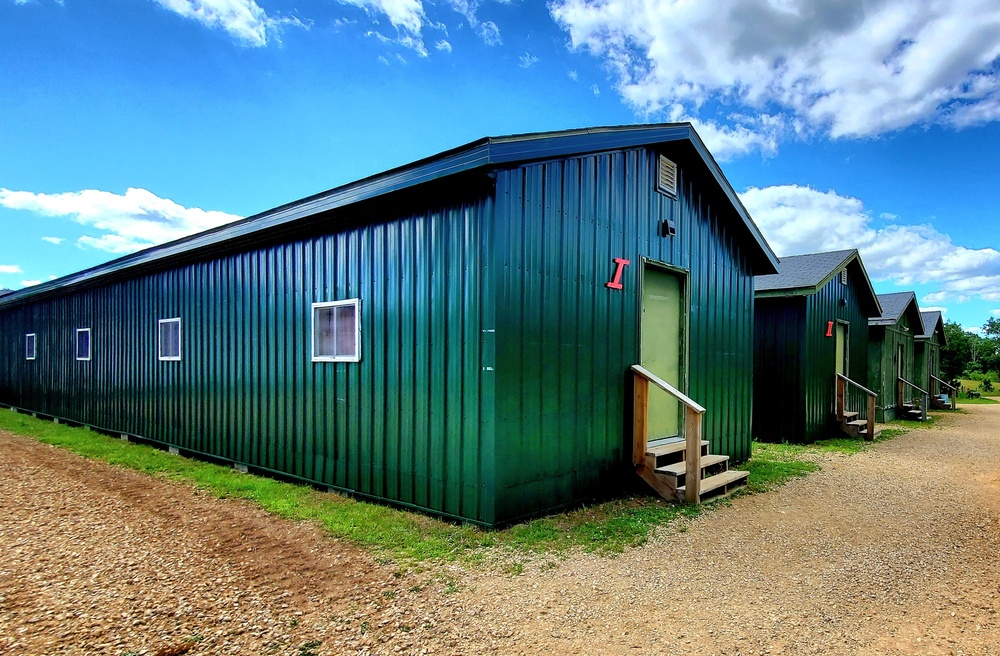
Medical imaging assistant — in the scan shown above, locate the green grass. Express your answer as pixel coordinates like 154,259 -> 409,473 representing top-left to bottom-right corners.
0,408 -> 910,563
742,441 -> 820,492
0,410 -> 702,560
956,395 -> 999,404
958,379 -> 1000,396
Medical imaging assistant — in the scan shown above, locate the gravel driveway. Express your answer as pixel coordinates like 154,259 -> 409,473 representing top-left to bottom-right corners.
2,406 -> 999,655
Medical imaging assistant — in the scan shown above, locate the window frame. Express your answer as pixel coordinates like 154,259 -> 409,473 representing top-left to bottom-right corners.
158,317 -> 182,362
311,298 -> 361,363
76,327 -> 92,361
25,333 -> 36,361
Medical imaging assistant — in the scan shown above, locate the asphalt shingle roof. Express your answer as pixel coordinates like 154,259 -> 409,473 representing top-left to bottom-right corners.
918,310 -> 943,339
754,249 -> 856,292
870,291 -> 917,326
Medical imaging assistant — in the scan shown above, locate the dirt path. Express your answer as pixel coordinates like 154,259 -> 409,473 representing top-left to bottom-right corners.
2,407 -> 1000,655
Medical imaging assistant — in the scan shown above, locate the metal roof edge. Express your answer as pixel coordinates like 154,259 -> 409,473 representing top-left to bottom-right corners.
685,127 -> 780,275
0,122 -> 780,307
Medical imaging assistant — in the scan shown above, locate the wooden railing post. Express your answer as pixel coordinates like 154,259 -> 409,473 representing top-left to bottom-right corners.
866,393 -> 876,440
685,405 -> 701,504
633,374 -> 648,466
921,393 -> 928,421
836,375 -> 845,421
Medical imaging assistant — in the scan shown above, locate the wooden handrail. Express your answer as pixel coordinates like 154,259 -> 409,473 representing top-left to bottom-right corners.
630,365 -> 706,413
836,373 -> 877,398
930,375 -> 958,409
897,377 -> 928,396
631,365 -> 704,503
835,374 -> 877,440
930,375 -> 956,392
897,377 -> 928,421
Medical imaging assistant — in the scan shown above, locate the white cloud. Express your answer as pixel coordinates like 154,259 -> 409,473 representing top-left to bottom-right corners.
41,236 -> 64,244
0,264 -> 23,274
48,275 -> 56,280
992,309 -> 1000,316
880,212 -> 899,221
0,187 -> 242,255
20,280 -> 41,287
590,83 -> 600,96
921,305 -> 948,315
435,39 -> 453,52
519,51 -> 539,68
740,184 -> 1000,304
568,70 -> 578,81
478,20 -> 501,45
153,0 -> 306,47
550,0 -> 1000,149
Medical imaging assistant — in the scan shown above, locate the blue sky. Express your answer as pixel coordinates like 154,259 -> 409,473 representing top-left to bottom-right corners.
2,0 -> 999,331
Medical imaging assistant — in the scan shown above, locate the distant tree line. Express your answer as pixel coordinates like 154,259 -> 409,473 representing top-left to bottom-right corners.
943,318 -> 1000,390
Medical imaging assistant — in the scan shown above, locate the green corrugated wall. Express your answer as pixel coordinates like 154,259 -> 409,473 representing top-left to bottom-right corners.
868,313 -> 917,422
491,146 -> 757,522
0,190 -> 498,524
800,266 -> 872,439
752,297 -> 805,441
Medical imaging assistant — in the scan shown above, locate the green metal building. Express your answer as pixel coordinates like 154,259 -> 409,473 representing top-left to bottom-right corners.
915,310 -> 947,398
752,249 -> 882,442
868,292 -> 924,421
0,124 -> 778,526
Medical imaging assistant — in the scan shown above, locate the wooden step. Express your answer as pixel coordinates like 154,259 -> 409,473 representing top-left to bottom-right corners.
858,428 -> 881,441
842,411 -> 859,421
655,453 -> 729,477
907,409 -> 924,420
646,440 -> 709,458
678,469 -> 748,501
846,419 -> 868,429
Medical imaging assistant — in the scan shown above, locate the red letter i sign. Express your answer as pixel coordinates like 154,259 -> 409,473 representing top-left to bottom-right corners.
606,258 -> 630,290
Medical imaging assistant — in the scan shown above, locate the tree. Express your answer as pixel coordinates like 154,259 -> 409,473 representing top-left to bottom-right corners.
981,318 -> 1000,376
942,320 -> 972,380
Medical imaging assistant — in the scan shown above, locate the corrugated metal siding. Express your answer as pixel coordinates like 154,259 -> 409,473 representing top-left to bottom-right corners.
868,314 -> 916,422
752,297 -> 805,441
0,193 -> 496,524
801,266 -> 872,439
491,146 -> 757,522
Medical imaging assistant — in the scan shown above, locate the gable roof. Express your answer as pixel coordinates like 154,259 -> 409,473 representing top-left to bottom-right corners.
917,310 -> 948,345
0,123 -> 778,309
870,291 -> 923,329
754,249 -> 882,316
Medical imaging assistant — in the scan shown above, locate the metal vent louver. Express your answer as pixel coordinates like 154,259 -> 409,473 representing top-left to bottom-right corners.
657,155 -> 678,198
840,268 -> 848,285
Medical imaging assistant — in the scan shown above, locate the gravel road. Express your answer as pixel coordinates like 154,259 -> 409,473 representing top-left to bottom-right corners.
2,406 -> 999,655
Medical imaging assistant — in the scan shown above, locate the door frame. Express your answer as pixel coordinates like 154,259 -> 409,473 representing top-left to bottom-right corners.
835,319 -> 850,378
637,258 -> 691,431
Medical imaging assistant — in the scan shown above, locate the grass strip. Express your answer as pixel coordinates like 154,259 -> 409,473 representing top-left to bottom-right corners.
0,408 -> 907,562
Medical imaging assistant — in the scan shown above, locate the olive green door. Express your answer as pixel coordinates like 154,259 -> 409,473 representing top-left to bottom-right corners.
835,323 -> 848,376
640,265 -> 683,439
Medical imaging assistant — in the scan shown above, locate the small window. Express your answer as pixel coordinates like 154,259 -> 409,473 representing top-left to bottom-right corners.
312,299 -> 360,362
158,318 -> 182,361
840,268 -> 848,285
657,155 -> 678,198
25,333 -> 36,360
76,328 -> 91,361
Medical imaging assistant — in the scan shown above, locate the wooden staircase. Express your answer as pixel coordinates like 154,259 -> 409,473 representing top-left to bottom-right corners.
637,438 -> 748,503
900,401 -> 926,420
838,410 -> 881,440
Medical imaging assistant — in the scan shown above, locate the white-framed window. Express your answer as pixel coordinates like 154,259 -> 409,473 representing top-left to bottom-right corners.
25,333 -> 36,360
312,299 -> 361,362
76,328 -> 92,361
158,318 -> 182,361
